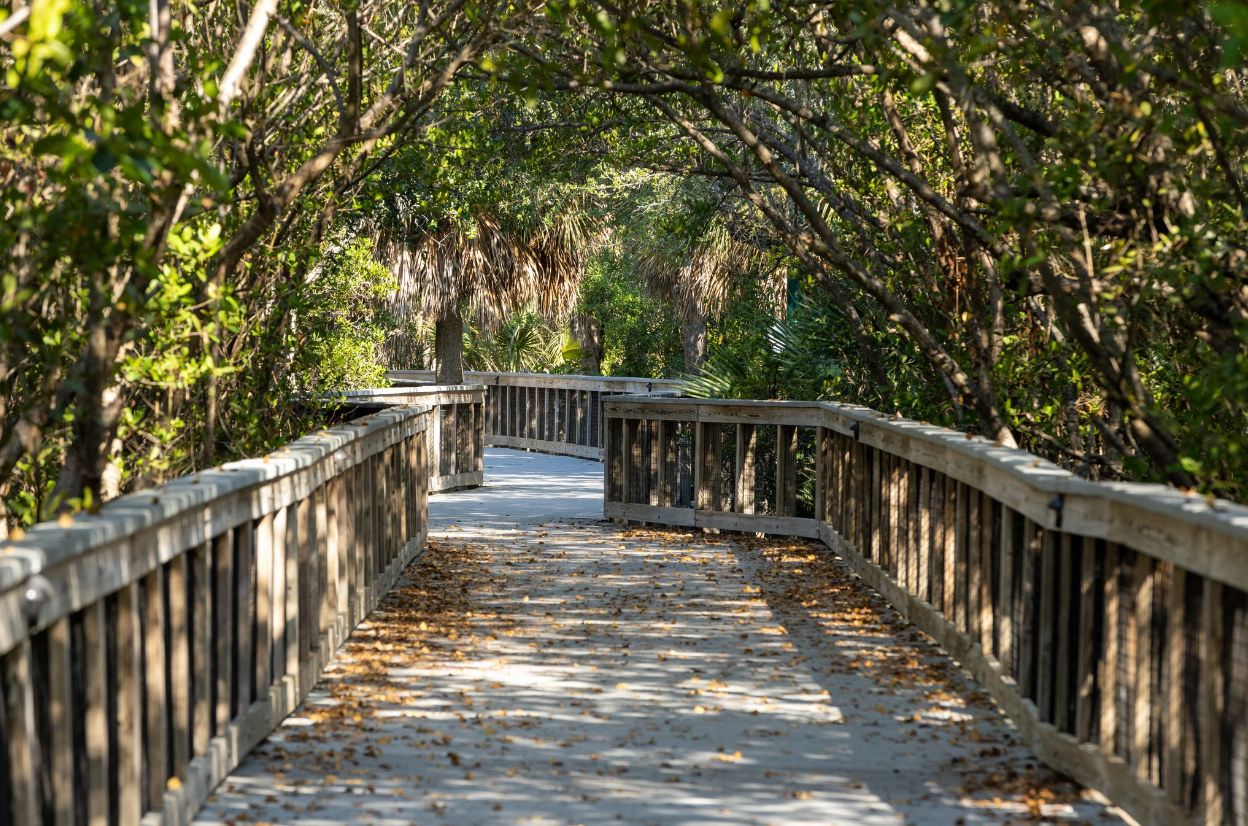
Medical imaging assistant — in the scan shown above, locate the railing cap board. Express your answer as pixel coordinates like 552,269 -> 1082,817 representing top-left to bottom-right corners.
330,384 -> 487,398
387,370 -> 683,393
606,394 -> 1248,591
0,404 -> 431,654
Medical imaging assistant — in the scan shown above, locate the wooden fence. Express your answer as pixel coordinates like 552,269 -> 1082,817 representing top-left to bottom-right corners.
604,395 -> 1248,826
387,371 -> 680,460
0,401 -> 458,826
332,384 -> 485,491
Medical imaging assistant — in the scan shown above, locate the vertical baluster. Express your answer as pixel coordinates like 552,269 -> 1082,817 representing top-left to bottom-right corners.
931,473 -> 945,611
979,494 -> 994,655
1018,519 -> 1039,701
1164,564 -> 1186,806
191,541 -> 211,758
1076,539 -> 1098,742
213,529 -> 234,734
297,494 -> 313,667
1101,543 -> 1120,758
1055,534 -> 1074,733
81,601 -> 109,826
1201,578 -> 1225,825
696,421 -> 721,513
1037,529 -> 1058,721
167,554 -> 191,780
115,583 -> 142,826
952,482 -> 967,632
736,423 -> 756,516
776,424 -> 797,519
254,513 -> 274,701
4,640 -> 38,826
323,479 -> 339,645
868,448 -> 881,563
918,468 -> 931,603
474,400 -> 484,473
144,569 -> 169,809
236,520 -> 256,702
286,500 -> 303,682
1133,553 -> 1155,782
999,508 -> 1016,678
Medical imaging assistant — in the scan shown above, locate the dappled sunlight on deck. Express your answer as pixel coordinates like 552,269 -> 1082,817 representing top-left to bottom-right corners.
194,450 -> 1118,826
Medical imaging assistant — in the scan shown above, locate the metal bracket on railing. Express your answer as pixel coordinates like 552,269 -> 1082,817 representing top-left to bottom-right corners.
23,574 -> 53,630
495,376 -> 500,384
1048,494 -> 1064,530
850,421 -> 860,440
646,382 -> 652,393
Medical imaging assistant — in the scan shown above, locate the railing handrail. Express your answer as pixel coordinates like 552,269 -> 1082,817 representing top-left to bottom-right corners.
601,391 -> 1245,826
386,369 -> 683,393
0,403 -> 432,656
330,383 -> 487,399
604,394 -> 1248,591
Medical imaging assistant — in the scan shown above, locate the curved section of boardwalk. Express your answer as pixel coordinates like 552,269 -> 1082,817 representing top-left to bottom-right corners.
194,449 -> 1120,826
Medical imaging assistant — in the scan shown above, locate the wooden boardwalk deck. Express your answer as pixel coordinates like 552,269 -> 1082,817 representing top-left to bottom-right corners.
192,449 -> 1122,826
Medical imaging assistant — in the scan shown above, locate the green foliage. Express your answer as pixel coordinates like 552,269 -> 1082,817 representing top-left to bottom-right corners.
463,310 -> 581,374
577,250 -> 683,378
296,239 -> 398,391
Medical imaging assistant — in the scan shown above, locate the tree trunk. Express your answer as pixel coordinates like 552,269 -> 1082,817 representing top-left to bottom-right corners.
434,309 -> 464,385
682,309 -> 707,375
570,312 -> 602,375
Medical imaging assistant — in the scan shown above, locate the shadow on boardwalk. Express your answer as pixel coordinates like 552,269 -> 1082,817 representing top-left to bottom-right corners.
195,505 -> 1123,825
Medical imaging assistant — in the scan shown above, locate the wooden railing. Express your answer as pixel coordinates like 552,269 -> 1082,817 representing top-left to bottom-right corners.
604,395 -> 1248,826
332,384 -> 485,491
387,371 -> 681,460
0,401 -> 450,826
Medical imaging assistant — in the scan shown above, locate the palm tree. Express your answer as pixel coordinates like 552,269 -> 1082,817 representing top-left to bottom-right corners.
374,206 -> 590,383
629,216 -> 761,374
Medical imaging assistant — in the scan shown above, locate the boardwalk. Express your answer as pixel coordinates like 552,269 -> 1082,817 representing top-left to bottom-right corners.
194,449 -> 1122,826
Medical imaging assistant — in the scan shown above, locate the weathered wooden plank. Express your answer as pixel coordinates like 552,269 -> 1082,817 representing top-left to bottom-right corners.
191,540 -> 211,758
1133,553 -> 1154,782
235,519 -> 256,705
285,501 -> 303,683
1055,533 -> 1073,733
980,495 -> 994,658
968,488 -> 982,643
1200,578 -> 1224,825
870,448 -> 882,564
999,507 -> 1015,677
954,481 -> 968,634
4,640 -> 37,826
943,475 -> 957,621
1018,519 -> 1039,702
294,494 -> 311,670
80,601 -> 109,826
1164,564 -> 1186,807
778,424 -> 798,518
168,554 -> 191,780
254,512 -> 274,700
1037,529 -> 1057,723
115,583 -> 142,826
737,424 -> 756,516
143,567 -> 169,809
696,422 -> 721,513
1076,537 -> 1098,742
1101,543 -> 1120,760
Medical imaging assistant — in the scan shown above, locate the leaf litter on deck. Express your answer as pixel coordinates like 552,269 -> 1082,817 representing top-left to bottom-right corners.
195,522 -> 1126,826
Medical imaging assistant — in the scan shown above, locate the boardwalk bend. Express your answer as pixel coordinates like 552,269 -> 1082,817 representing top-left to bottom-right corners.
3,372 -> 1247,826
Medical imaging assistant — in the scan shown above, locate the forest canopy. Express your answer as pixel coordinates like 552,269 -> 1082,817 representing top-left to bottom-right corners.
3,0 -> 1248,529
